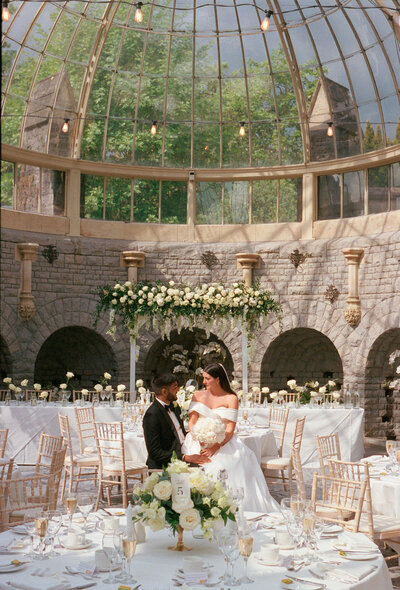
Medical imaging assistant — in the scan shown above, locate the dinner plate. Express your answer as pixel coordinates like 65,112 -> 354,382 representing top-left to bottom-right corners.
60,538 -> 94,550
11,525 -> 28,535
338,551 -> 379,561
333,542 -> 378,553
0,562 -> 27,573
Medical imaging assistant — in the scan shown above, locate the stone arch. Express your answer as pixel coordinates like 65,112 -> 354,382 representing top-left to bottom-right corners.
260,327 -> 343,391
0,335 -> 13,380
141,328 -> 234,388
364,327 -> 400,439
34,326 -> 117,389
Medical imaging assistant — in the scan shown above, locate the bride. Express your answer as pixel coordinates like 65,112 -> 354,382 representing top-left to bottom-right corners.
182,363 -> 278,513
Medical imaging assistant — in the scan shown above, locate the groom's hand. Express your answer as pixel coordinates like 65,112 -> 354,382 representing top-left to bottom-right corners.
183,453 -> 211,465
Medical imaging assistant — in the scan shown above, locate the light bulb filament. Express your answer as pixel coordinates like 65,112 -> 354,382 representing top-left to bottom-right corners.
261,10 -> 273,32
135,2 -> 143,23
150,121 -> 157,135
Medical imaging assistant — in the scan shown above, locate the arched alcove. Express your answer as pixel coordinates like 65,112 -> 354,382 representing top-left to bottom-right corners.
34,326 -> 117,389
0,335 -> 12,380
142,328 -> 234,388
260,328 -> 343,391
365,328 -> 400,440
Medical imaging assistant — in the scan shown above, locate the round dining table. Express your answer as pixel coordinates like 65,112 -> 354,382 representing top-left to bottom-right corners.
0,509 -> 392,590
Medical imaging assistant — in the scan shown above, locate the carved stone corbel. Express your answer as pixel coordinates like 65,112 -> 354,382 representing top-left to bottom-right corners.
342,248 -> 364,327
120,250 -> 145,284
235,253 -> 261,287
15,243 -> 39,321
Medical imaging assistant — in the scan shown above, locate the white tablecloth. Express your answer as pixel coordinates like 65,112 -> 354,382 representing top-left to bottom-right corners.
0,510 -> 392,590
365,458 -> 400,518
247,407 -> 365,469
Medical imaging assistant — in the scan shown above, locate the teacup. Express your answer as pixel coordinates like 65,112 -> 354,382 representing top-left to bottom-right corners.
66,527 -> 86,547
102,516 -> 120,532
275,527 -> 292,547
260,543 -> 280,564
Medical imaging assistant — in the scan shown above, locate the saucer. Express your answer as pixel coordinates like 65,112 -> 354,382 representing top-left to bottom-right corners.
337,550 -> 379,561
254,553 -> 281,566
0,562 -> 27,573
60,538 -> 93,550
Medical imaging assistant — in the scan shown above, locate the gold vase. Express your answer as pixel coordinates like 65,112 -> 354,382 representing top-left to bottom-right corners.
168,525 -> 192,551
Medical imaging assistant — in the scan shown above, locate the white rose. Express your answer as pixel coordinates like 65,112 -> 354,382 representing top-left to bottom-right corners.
3,377 -> 11,384
66,372 -> 74,379
179,508 -> 201,531
33,383 -> 41,391
9,383 -> 16,391
143,472 -> 160,493
210,507 -> 220,517
310,391 -> 318,398
251,386 -> 260,394
117,384 -> 126,392
59,383 -> 67,390
136,379 -> 144,388
14,387 -> 21,393
138,386 -> 146,395
148,517 -> 165,532
81,389 -> 89,396
230,380 -> 239,390
94,384 -> 103,392
287,379 -> 297,389
332,391 -> 341,400
105,385 -> 113,391
104,372 -> 111,380
278,390 -> 287,396
111,299 -> 117,305
262,386 -> 269,394
270,391 -> 278,400
116,392 -> 124,399
328,380 -> 336,387
169,280 -> 175,286
166,460 -> 189,475
39,391 -> 49,399
153,480 -> 172,501
319,386 -> 327,394
20,379 -> 28,387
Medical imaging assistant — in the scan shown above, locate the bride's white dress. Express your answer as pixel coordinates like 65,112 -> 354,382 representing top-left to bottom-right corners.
182,401 -> 278,513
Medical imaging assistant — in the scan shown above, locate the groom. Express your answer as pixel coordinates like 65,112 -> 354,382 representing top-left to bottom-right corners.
143,373 -> 209,469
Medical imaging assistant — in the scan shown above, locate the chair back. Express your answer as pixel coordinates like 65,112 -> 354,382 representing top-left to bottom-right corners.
267,406 -> 289,456
0,391 -> 9,402
35,432 -> 64,474
0,458 -> 14,532
291,446 -> 306,501
0,429 -> 9,458
47,446 -> 67,508
74,406 -> 96,454
316,432 -> 341,475
94,421 -> 126,473
291,416 -> 306,451
58,414 -> 74,463
281,392 -> 299,404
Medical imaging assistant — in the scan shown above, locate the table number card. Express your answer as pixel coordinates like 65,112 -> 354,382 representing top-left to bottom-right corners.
171,472 -> 192,512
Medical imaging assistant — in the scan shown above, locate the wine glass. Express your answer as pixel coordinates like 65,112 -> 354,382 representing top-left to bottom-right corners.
34,515 -> 49,559
102,532 -> 121,584
121,530 -> 137,583
45,510 -> 63,556
238,524 -> 254,584
100,389 -> 106,404
24,509 -> 43,558
286,516 -> 304,566
77,493 -> 95,531
302,510 -> 316,563
64,495 -> 77,529
216,526 -> 240,586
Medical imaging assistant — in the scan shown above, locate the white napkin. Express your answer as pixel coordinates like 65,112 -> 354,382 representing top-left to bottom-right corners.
335,562 -> 377,581
337,532 -> 378,551
361,455 -> 385,463
4,581 -> 71,590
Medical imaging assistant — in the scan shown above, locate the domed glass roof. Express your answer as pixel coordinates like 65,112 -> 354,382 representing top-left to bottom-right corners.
2,0 -> 399,169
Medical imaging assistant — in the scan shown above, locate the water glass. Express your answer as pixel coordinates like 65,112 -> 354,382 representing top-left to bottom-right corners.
216,526 -> 240,586
77,494 -> 95,531
102,532 -> 121,584
45,510 -> 63,556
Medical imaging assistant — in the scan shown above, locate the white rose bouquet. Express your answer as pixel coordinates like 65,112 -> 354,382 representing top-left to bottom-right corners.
191,416 -> 226,448
132,455 -> 236,539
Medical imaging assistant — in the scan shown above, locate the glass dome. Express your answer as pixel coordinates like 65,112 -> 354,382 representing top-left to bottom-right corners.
2,0 -> 399,169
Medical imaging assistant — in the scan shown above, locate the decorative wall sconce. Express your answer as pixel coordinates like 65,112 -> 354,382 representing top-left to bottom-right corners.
15,243 -> 39,321
325,284 -> 340,304
342,248 -> 364,326
235,252 -> 261,287
289,248 -> 311,269
42,245 -> 59,264
201,250 -> 218,270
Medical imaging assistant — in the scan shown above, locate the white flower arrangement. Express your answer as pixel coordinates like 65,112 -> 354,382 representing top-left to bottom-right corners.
3,377 -> 12,384
136,379 -> 144,388
133,456 -> 236,538
33,383 -> 41,391
94,383 -> 103,393
20,379 -> 28,387
262,386 -> 270,394
231,380 -> 240,391
287,379 -> 297,389
192,416 -> 226,448
116,384 -> 126,400
104,372 -> 111,380
270,391 -> 278,400
39,391 -> 49,399
66,372 -> 74,379
81,389 -> 89,397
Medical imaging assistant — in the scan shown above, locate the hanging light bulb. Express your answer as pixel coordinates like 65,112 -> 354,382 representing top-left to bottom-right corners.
239,122 -> 246,137
260,9 -> 273,32
327,121 -> 334,137
62,118 -> 70,133
135,2 -> 143,23
2,1 -> 10,21
150,121 -> 157,135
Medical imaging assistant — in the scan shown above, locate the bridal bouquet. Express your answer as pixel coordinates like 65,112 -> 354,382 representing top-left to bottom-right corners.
132,456 -> 236,540
192,416 -> 226,448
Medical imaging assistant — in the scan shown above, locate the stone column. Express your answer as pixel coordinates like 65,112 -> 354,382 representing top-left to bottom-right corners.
235,253 -> 261,287
342,248 -> 364,327
15,243 -> 39,321
120,250 -> 145,283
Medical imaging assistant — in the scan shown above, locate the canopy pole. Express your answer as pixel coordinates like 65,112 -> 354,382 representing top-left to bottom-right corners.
242,330 -> 248,394
130,339 -> 136,402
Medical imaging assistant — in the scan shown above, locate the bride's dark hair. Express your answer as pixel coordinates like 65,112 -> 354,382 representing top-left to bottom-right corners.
203,363 -> 236,395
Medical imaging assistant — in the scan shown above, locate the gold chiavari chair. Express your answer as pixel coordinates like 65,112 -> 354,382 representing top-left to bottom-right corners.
0,458 -> 14,532
266,406 -> 289,457
74,406 -> 97,455
0,429 -> 9,458
281,392 -> 299,404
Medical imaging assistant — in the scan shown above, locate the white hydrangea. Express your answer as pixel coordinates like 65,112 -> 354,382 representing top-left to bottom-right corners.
192,417 -> 225,448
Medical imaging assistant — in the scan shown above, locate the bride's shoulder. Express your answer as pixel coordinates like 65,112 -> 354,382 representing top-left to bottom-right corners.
226,393 -> 239,410
192,390 -> 207,401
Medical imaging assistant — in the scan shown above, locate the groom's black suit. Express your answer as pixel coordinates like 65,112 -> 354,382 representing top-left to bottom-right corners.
143,398 -> 187,469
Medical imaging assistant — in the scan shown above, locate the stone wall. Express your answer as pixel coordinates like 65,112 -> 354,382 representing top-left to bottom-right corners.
1,227 -> 399,438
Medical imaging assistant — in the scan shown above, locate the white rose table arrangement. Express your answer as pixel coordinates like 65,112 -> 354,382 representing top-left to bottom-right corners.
132,455 -> 236,552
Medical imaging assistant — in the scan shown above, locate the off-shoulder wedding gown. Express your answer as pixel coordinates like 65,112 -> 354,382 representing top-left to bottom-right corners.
182,401 -> 278,513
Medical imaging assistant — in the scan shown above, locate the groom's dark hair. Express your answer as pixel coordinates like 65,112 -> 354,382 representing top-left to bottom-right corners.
153,373 -> 178,396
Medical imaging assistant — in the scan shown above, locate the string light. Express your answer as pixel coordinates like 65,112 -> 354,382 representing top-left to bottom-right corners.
150,120 -> 157,135
327,121 -> 333,137
260,9 -> 273,32
134,2 -> 143,23
239,122 -> 246,137
62,118 -> 70,133
2,1 -> 10,21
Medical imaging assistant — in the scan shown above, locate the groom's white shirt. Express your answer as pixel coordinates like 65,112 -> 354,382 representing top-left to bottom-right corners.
156,397 -> 186,444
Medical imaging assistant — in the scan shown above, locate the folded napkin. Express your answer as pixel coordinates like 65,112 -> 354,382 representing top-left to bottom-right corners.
335,562 -> 377,581
4,581 -> 71,590
338,532 -> 378,551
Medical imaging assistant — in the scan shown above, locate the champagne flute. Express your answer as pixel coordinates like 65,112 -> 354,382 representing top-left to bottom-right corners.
45,510 -> 63,556
238,533 -> 254,583
34,516 -> 49,559
121,531 -> 137,583
216,527 -> 240,586
102,532 -> 121,584
24,510 -> 43,557
77,493 -> 95,531
302,511 -> 316,563
64,495 -> 77,529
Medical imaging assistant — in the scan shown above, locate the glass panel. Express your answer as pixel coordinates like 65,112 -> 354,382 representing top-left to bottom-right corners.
196,182 -> 222,224
346,52 -> 376,105
2,38 -> 19,91
281,123 -> 303,165
133,121 -> 162,166
343,170 -> 364,218
169,36 -> 193,78
194,78 -> 220,121
365,46 -> 395,99
136,77 -> 165,121
105,177 -> 131,221
318,174 -> 340,220
24,4 -> 56,53
368,166 -> 388,214
224,181 -> 249,224
142,32 -> 169,76
0,160 -> 14,208
41,169 -> 65,216
362,119 -> 384,153
251,121 -> 279,168
166,78 -> 191,120
3,3 -> 37,41
133,179 -> 159,223
105,119 -> 134,163
64,62 -> 86,103
384,37 -> 400,88
390,163 -> 400,211
1,96 -> 24,146
380,95 -> 400,146
86,70 -> 113,115
219,36 -> 244,78
164,123 -> 191,168
309,19 -> 341,64
117,31 -> 145,73
279,178 -> 302,222
46,12 -> 79,58
15,163 -> 40,212
325,10 -> 359,54
195,4 -> 215,35
161,181 -> 187,224
222,123 -> 249,168
193,123 -> 220,168
80,118 -> 106,161
252,180 -> 277,223
80,174 -> 104,219
195,37 -> 218,78
8,46 -> 40,97
68,19 -> 99,64
109,73 -> 138,118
